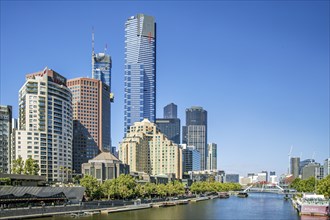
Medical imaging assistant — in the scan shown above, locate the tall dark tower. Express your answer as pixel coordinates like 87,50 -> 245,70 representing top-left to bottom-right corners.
164,103 -> 177,119
183,106 -> 207,170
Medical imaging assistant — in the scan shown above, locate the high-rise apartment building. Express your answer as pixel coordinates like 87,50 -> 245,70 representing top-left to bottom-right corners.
164,103 -> 177,119
155,118 -> 180,144
182,106 -> 207,170
181,144 -> 200,173
124,14 -> 156,132
290,157 -> 300,178
206,143 -> 217,170
0,105 -> 12,173
299,159 -> 315,175
15,68 -> 73,182
119,119 -> 182,179
67,78 -> 110,174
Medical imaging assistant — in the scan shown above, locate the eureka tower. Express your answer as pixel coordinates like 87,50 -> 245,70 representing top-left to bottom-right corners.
124,14 -> 156,133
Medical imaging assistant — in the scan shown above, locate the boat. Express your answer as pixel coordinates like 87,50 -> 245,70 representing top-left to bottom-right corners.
218,192 -> 230,199
294,193 -> 329,216
237,192 -> 248,198
176,200 -> 189,205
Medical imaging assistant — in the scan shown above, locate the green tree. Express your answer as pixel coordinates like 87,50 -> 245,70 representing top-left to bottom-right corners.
12,156 -> 24,174
102,179 -> 117,200
156,184 -> 167,198
317,175 -> 330,198
116,174 -> 136,199
0,177 -> 11,185
80,175 -> 102,200
24,157 -> 39,175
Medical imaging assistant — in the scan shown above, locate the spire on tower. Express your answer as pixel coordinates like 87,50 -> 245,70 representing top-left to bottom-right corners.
104,43 -> 107,54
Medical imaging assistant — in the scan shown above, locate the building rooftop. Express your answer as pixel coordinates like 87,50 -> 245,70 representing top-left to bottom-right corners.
91,152 -> 119,161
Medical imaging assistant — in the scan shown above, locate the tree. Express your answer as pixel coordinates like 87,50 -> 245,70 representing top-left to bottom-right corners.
317,175 -> 330,198
102,179 -> 117,200
80,175 -> 102,200
116,174 -> 136,199
24,158 -> 39,175
12,156 -> 24,174
156,184 -> 167,198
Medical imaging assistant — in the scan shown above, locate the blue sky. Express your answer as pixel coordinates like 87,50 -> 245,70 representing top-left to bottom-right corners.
1,1 -> 329,177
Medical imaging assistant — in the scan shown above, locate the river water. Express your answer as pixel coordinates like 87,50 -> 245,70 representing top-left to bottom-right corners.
38,193 -> 328,220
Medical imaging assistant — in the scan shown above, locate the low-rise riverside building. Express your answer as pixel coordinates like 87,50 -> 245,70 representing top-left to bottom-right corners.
82,152 -> 129,183
119,119 -> 182,179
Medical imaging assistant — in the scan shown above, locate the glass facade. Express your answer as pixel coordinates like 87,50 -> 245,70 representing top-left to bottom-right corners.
92,53 -> 112,87
124,14 -> 156,133
164,103 -> 177,119
155,118 -> 180,144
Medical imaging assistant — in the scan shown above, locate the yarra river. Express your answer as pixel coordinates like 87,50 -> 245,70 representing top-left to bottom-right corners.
37,193 -> 328,220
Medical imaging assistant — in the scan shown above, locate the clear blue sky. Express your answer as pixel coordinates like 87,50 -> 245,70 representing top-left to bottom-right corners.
1,1 -> 329,177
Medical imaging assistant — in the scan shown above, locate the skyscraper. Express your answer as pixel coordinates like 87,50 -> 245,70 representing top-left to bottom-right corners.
181,144 -> 201,173
290,157 -> 300,178
207,143 -> 217,170
124,14 -> 156,133
67,77 -> 110,174
91,35 -> 113,145
183,107 -> 207,170
164,103 -> 177,119
15,68 -> 73,182
0,105 -> 12,173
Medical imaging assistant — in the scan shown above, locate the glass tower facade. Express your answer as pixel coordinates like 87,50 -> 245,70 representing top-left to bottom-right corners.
164,103 -> 177,119
124,14 -> 156,133
92,53 -> 112,88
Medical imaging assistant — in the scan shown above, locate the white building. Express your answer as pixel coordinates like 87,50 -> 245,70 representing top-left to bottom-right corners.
15,68 -> 73,182
206,143 -> 217,170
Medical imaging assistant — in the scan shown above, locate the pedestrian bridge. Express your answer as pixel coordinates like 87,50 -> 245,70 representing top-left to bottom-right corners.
242,182 -> 296,195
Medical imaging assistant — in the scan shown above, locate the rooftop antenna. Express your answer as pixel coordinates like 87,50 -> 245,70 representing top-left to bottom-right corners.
104,43 -> 107,54
288,145 -> 293,175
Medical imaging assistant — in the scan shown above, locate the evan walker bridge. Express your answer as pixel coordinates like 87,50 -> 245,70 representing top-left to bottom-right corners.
242,182 -> 297,195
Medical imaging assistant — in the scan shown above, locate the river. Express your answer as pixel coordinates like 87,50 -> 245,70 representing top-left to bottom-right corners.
36,193 -> 328,220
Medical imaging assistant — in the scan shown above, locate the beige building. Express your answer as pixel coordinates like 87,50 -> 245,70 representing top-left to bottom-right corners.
119,119 -> 182,179
82,152 -> 129,183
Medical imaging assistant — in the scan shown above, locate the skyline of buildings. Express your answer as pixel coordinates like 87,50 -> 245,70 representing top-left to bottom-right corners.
124,14 -> 157,133
0,9 -> 328,181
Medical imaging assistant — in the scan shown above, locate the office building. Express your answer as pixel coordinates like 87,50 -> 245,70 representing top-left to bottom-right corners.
225,174 -> 239,183
0,105 -> 12,173
257,172 -> 267,182
181,144 -> 200,173
324,158 -> 330,177
164,103 -> 177,119
67,77 -> 111,174
261,171 -> 268,182
207,143 -> 217,170
15,68 -> 73,182
302,162 -> 320,180
124,14 -> 156,132
82,152 -> 129,183
182,106 -> 207,170
119,119 -> 182,179
155,118 -> 180,144
290,157 -> 300,178
299,159 -> 315,175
